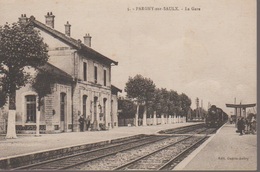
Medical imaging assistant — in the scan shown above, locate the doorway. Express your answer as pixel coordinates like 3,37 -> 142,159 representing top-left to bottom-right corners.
60,93 -> 66,132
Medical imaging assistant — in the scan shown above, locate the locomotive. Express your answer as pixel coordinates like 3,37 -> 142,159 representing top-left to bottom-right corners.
206,105 -> 228,127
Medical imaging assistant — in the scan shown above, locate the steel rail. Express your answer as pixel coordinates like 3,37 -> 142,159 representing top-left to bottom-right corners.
11,123 -> 209,171
12,135 -> 169,170
157,135 -> 208,170
59,125 -> 208,170
58,135 -> 173,170
112,135 -> 194,171
161,124 -> 205,134
11,135 -> 155,170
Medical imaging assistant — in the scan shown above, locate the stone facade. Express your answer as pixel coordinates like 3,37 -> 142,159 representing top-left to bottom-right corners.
0,13 -> 121,134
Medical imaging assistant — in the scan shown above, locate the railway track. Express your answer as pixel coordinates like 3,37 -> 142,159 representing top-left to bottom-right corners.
198,127 -> 218,134
11,124 -> 215,171
159,123 -> 206,134
114,135 -> 208,171
11,135 -> 172,170
68,135 -> 189,170
160,123 -> 220,135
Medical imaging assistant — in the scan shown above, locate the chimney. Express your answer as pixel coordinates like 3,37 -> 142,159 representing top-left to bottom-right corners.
64,21 -> 71,36
84,33 -> 92,47
18,14 -> 28,25
45,12 -> 55,28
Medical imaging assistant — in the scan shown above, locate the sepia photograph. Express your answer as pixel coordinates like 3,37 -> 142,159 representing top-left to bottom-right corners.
0,0 -> 257,171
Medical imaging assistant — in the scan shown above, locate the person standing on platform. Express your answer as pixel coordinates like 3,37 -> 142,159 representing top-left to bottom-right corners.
86,116 -> 91,131
79,115 -> 85,132
251,118 -> 256,134
245,118 -> 249,133
237,117 -> 244,136
242,117 -> 246,134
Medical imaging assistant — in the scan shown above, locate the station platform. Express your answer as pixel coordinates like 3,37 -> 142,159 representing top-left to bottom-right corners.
174,123 -> 257,171
0,122 -> 198,160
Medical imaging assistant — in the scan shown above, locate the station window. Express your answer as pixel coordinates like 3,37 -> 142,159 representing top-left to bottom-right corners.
83,95 -> 87,117
83,62 -> 87,81
103,69 -> 107,86
60,93 -> 66,122
26,95 -> 36,123
94,66 -> 98,83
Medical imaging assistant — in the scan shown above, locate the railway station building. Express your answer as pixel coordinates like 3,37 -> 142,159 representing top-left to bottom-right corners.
0,13 -> 121,134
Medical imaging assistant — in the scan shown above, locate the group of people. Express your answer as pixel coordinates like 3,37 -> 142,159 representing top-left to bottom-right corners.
237,117 -> 257,136
79,115 -> 91,132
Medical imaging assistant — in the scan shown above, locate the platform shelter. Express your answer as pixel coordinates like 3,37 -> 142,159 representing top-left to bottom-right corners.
226,103 -> 256,124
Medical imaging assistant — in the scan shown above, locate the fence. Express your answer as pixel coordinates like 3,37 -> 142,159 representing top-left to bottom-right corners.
118,116 -> 187,126
0,119 -> 7,134
118,118 -> 135,126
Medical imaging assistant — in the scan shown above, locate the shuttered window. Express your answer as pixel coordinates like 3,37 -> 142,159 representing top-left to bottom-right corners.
83,62 -> 87,81
94,66 -> 98,83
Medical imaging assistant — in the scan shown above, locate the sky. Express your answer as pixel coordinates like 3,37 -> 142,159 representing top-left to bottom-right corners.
0,0 -> 256,114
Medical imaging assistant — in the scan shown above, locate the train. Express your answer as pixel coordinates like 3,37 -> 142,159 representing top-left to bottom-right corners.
205,105 -> 228,127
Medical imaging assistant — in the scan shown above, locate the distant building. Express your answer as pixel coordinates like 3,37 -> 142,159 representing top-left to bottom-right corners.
0,13 -> 121,134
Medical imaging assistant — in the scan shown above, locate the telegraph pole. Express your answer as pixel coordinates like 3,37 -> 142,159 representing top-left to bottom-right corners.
196,97 -> 199,119
201,99 -> 203,119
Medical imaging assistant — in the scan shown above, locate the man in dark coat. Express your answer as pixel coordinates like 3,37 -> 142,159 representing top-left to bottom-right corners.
237,117 -> 245,135
79,115 -> 85,132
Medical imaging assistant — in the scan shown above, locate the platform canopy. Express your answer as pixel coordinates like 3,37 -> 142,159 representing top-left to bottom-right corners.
226,103 -> 256,108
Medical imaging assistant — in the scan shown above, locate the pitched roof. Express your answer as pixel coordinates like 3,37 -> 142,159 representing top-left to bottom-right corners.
111,85 -> 122,95
226,103 -> 256,108
28,16 -> 118,66
37,62 -> 73,82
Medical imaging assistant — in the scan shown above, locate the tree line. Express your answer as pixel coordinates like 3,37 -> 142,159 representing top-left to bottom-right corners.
120,74 -> 192,126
